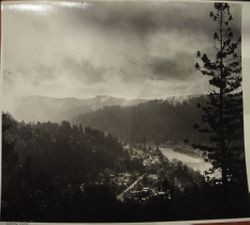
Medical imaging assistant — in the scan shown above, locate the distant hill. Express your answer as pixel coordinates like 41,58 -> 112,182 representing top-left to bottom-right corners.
9,95 -> 146,122
72,95 -> 209,144
9,94 -> 209,143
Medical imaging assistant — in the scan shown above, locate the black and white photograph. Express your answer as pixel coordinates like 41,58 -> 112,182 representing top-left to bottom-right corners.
1,0 -> 250,222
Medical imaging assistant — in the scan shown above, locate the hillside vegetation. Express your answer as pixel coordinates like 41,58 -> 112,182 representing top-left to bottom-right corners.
73,96 -> 209,144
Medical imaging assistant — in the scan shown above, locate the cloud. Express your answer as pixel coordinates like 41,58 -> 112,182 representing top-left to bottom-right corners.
63,57 -> 106,84
149,53 -> 196,81
68,2 -> 241,37
2,1 -> 241,100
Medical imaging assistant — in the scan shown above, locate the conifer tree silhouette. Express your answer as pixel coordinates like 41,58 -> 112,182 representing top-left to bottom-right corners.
194,3 -> 246,196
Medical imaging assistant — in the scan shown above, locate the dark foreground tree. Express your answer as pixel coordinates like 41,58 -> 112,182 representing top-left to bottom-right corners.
194,3 -> 247,197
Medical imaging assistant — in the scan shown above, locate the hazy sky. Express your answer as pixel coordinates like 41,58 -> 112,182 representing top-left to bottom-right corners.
2,1 -> 241,100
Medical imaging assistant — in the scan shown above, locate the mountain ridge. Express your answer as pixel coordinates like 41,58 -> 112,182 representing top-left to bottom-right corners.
72,94 -> 208,144
8,93 -> 206,122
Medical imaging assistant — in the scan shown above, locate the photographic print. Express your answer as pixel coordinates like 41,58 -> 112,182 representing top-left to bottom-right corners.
1,0 -> 250,222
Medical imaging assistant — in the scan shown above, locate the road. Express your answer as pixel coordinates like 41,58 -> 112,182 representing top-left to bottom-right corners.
116,173 -> 146,199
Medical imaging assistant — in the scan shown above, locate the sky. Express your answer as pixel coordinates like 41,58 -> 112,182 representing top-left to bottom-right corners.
2,1 -> 241,100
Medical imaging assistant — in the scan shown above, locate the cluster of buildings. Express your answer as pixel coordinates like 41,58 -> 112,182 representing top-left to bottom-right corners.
114,144 -> 171,202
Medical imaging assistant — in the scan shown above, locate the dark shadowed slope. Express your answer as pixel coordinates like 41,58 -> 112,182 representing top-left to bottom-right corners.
72,95 -> 209,144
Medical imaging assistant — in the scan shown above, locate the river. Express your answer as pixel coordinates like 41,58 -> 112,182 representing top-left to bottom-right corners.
159,147 -> 213,175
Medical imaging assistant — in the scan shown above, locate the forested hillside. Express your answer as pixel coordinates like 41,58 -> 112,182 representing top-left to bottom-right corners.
1,113 -> 207,221
2,113 -> 249,222
2,113 -> 134,178
73,96 -> 209,144
1,113 -> 142,220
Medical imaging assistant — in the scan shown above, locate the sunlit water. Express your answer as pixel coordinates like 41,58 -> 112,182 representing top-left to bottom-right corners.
159,147 -> 213,175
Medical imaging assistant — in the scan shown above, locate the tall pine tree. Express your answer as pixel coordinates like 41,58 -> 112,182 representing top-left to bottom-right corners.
194,3 -> 247,194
